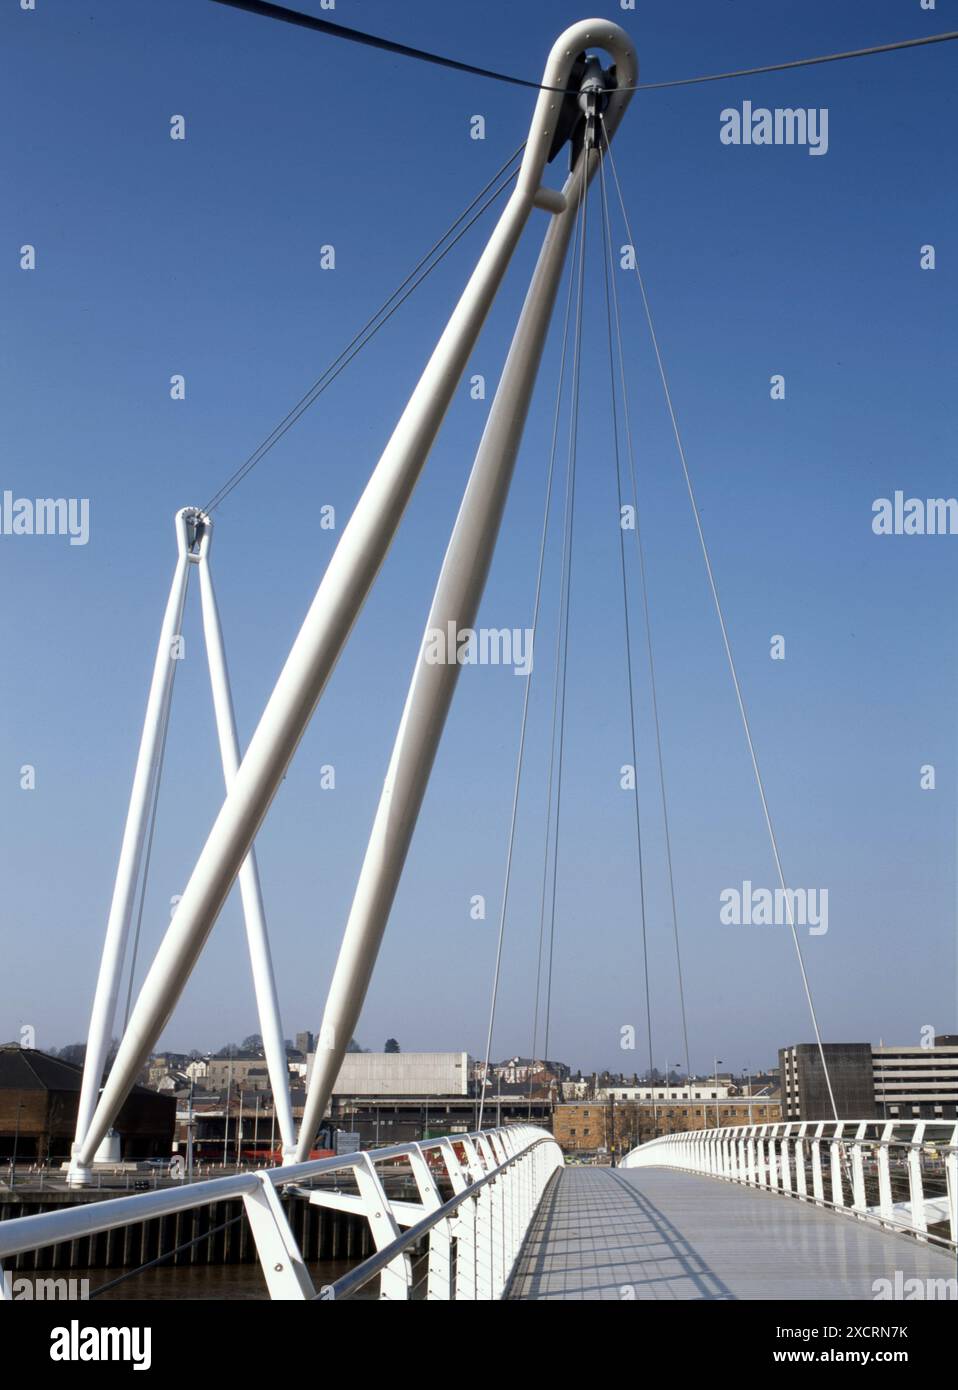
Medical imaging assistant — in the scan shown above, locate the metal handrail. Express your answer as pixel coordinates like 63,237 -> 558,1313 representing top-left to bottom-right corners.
621,1118 -> 958,1251
0,1130 -> 505,1260
0,1170 -> 259,1261
319,1133 -> 560,1301
0,1124 -> 563,1301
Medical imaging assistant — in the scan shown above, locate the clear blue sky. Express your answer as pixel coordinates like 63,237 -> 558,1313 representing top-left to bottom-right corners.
2,0 -> 956,1078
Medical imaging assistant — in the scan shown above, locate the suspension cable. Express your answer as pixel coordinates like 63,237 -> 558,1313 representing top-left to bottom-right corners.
597,138 -> 692,1099
122,628 -> 183,1031
204,144 -> 525,511
525,183 -> 589,1116
600,115 -> 839,1121
597,145 -> 656,1125
476,172 -> 586,1134
542,158 -> 591,1064
209,2 -> 958,96
122,665 -> 177,1031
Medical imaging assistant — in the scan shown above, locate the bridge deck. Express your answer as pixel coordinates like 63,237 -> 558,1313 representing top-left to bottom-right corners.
506,1166 -> 955,1300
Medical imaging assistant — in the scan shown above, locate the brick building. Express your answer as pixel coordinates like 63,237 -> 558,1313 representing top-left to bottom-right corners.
553,1097 -> 783,1158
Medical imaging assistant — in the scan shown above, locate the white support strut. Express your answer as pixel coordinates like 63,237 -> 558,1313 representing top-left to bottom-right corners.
298,32 -> 637,1158
73,20 -> 637,1169
70,510 -> 193,1179
70,510 -> 297,1179
195,518 -> 297,1160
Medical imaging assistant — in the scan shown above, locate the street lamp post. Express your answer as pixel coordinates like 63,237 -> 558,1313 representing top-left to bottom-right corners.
714,1057 -> 723,1130
186,1078 -> 195,1182
222,1055 -> 233,1168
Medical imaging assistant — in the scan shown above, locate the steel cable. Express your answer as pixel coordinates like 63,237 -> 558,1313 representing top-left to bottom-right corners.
597,137 -> 693,1104
209,2 -> 958,96
204,144 -> 525,510
476,169 -> 586,1133
542,156 -> 591,1062
600,116 -> 840,1121
597,144 -> 657,1130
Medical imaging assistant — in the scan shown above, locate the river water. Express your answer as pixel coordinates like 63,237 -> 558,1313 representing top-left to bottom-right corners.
9,1260 -> 368,1300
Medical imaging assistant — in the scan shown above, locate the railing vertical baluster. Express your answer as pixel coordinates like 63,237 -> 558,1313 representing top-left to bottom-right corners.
427,1218 -> 453,1299
501,1136 -> 515,1274
850,1124 -> 867,1216
475,1182 -> 493,1300
454,1194 -> 477,1300
794,1126 -> 807,1201
495,1175 -> 506,1296
811,1124 -> 825,1206
780,1129 -> 793,1195
945,1126 -> 958,1247
876,1125 -> 895,1233
829,1126 -> 845,1210
768,1133 -> 779,1191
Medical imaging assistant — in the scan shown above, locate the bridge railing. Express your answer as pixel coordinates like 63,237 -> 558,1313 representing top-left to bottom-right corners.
621,1119 -> 957,1250
0,1124 -> 563,1301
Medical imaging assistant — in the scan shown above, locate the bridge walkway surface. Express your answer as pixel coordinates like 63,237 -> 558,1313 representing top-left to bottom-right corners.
505,1166 -> 956,1300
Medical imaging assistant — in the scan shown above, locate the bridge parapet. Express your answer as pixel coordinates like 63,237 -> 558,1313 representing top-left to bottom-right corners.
0,1125 -> 562,1301
621,1119 -> 957,1251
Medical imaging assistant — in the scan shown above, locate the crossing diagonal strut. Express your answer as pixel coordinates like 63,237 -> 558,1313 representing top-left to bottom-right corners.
72,21 -> 639,1174
599,114 -> 839,1120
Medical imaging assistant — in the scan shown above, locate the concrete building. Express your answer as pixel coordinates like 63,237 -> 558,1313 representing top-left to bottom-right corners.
873,1037 -> 958,1120
780,1038 -> 958,1121
780,1043 -> 875,1120
308,1051 -> 472,1098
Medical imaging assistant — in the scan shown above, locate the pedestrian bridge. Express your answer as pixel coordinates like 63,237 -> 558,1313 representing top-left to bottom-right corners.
506,1166 -> 955,1300
1,1119 -> 955,1300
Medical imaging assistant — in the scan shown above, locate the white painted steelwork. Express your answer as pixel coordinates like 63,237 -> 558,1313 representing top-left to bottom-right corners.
299,24 -> 637,1160
69,510 -> 296,1182
621,1119 -> 958,1250
72,19 -> 637,1172
71,509 -> 194,1172
0,1126 -> 562,1302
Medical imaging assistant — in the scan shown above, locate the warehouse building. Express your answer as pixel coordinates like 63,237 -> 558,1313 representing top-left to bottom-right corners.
0,1045 -> 175,1163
